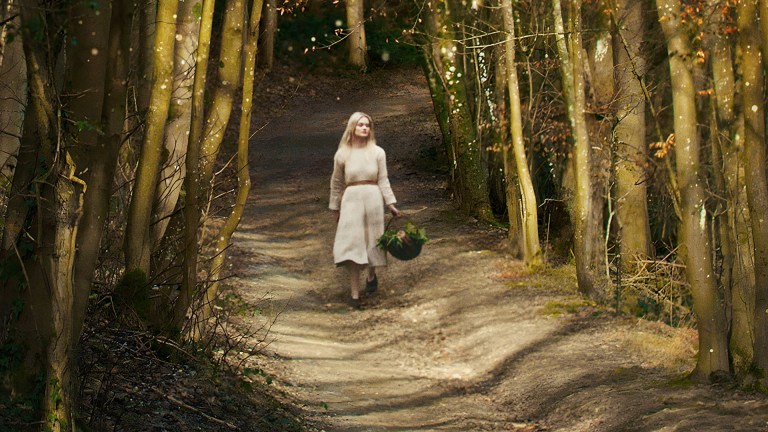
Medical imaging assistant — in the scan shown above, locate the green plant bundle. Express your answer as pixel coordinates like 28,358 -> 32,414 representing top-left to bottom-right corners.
377,222 -> 428,250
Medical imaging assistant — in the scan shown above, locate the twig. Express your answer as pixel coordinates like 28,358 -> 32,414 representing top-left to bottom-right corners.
150,387 -> 238,430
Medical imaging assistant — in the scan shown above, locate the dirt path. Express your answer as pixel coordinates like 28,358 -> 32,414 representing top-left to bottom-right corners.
224,68 -> 768,431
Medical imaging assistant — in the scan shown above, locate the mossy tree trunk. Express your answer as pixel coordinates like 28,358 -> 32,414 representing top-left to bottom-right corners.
152,0 -> 201,248
422,1 -> 492,220
173,0 -> 244,328
656,0 -> 729,381
197,0 -> 263,337
124,0 -> 179,275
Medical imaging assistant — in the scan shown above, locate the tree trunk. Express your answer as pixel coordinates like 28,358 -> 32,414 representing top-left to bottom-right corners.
346,0 -> 367,71
494,43 -> 523,258
137,0 -> 156,113
125,0 -> 179,275
152,0 -> 201,246
707,0 -> 753,376
0,0 -> 25,174
197,0 -> 263,337
258,0 -> 276,70
552,0 -> 600,298
424,1 -> 492,220
174,0 -> 244,327
72,0 -> 133,343
612,0 -> 651,267
501,0 -> 541,267
656,0 -> 729,381
180,0 -> 215,335
738,0 -> 768,383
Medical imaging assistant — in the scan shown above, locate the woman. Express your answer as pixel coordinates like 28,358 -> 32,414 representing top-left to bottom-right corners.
329,112 -> 401,309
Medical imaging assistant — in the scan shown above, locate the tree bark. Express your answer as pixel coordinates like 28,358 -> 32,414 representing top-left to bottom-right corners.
501,0 -> 541,267
346,0 -> 367,71
180,0 -> 215,335
152,0 -> 201,246
656,0 -> 729,381
125,0 -> 179,275
0,0 -> 25,174
553,0 -> 600,298
707,0 -> 753,376
174,0 -> 244,327
612,0 -> 651,267
258,0 -> 276,70
738,0 -> 768,383
197,0 -> 263,337
72,0 -> 133,343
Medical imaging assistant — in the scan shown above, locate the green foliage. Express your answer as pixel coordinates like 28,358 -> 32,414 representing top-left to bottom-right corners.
377,221 -> 428,250
192,2 -> 203,19
242,367 -> 273,387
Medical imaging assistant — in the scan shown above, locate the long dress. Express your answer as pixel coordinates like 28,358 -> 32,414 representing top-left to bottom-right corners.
329,144 -> 397,266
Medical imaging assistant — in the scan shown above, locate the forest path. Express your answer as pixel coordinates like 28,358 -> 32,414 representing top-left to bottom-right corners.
224,68 -> 768,431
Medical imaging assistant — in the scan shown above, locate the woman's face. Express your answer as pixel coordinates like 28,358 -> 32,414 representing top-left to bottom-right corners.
354,117 -> 371,139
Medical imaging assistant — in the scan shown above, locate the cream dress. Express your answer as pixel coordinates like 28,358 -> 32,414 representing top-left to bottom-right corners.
329,145 -> 397,266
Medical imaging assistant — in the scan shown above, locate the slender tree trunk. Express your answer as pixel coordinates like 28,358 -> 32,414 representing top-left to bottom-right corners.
125,0 -> 179,275
501,0 -> 541,267
72,0 -> 133,342
738,0 -> 768,383
612,0 -> 651,267
174,0 -> 244,327
707,1 -> 753,375
197,0 -> 263,336
180,0 -> 215,335
553,0 -> 599,298
137,0 -> 156,113
346,0 -> 367,71
152,0 -> 201,246
258,0 -> 276,70
656,0 -> 729,381
495,43 -> 523,258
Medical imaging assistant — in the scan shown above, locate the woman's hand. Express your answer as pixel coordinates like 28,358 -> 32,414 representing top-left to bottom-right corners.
388,205 -> 401,218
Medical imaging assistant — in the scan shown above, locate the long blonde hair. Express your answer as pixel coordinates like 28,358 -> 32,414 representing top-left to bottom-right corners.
338,112 -> 377,150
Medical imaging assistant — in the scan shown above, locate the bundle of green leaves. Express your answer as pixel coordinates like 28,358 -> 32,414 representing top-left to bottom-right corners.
377,221 -> 428,250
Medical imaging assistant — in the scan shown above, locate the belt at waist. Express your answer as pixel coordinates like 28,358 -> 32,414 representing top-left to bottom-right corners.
346,180 -> 378,187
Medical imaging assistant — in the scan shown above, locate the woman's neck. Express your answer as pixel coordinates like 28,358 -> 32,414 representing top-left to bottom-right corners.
351,137 -> 367,148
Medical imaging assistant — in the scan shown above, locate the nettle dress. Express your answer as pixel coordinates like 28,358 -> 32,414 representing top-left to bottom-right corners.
329,144 -> 397,266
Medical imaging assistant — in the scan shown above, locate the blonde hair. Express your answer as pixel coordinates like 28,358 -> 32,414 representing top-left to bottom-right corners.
338,112 -> 377,150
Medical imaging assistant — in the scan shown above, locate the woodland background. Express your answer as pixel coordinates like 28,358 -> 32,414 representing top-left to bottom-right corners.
1,0 -> 768,430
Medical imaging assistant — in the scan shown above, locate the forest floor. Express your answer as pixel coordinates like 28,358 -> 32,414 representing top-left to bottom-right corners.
216,64 -> 768,431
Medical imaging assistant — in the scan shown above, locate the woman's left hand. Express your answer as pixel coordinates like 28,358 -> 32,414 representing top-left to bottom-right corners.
388,205 -> 401,218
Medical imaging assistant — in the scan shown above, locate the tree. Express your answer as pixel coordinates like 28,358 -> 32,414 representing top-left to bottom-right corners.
346,0 -> 367,70
124,0 -> 179,275
737,0 -> 768,384
501,0 -> 541,267
552,0 -> 603,299
0,0 -> 25,174
420,1 -> 493,220
656,0 -> 729,381
198,0 -> 264,335
258,0 -> 276,70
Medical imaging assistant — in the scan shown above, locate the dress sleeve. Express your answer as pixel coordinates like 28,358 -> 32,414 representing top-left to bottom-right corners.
377,148 -> 397,206
329,152 -> 345,210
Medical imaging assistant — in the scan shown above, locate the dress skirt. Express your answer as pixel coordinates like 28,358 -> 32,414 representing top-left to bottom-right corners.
333,184 -> 387,266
